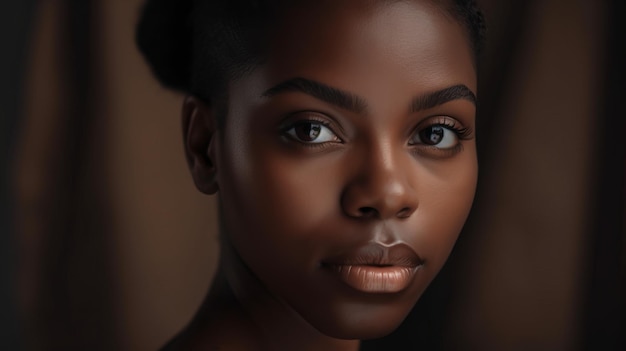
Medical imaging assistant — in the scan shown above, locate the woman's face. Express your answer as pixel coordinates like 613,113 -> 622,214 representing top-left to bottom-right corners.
205,0 -> 477,339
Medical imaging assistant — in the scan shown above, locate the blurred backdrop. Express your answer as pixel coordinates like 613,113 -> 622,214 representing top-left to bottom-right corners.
1,0 -> 624,350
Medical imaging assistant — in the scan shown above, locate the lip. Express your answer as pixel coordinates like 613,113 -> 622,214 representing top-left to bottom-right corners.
322,243 -> 423,294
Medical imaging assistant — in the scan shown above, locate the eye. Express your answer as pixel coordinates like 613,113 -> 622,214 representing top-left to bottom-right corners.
409,124 -> 460,149
284,121 -> 340,144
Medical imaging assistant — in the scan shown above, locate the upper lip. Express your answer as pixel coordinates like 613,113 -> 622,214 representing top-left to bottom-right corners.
322,242 -> 423,268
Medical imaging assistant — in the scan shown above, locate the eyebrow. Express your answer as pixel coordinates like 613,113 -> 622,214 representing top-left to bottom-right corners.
410,85 -> 476,112
261,77 -> 368,114
261,77 -> 476,114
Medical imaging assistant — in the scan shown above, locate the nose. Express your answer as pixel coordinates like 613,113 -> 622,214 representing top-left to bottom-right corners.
341,142 -> 418,220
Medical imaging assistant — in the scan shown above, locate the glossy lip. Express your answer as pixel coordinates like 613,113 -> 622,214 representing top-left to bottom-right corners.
322,243 -> 424,294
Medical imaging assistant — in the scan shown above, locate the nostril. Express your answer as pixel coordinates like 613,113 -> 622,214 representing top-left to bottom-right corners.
358,207 -> 378,218
396,207 -> 413,219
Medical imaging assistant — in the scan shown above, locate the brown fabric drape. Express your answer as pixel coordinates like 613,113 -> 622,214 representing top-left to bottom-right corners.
582,0 -> 626,349
15,0 -> 118,349
14,0 -> 218,350
453,0 -> 604,349
8,0 -> 624,350
1,0 -> 37,349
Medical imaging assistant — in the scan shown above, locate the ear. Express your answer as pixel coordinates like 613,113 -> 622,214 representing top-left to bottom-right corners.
182,95 -> 220,194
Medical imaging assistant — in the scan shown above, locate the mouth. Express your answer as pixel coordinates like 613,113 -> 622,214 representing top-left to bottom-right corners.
321,243 -> 423,294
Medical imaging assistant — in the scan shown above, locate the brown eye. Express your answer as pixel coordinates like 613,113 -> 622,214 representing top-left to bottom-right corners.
295,123 -> 321,141
285,121 -> 339,144
410,125 -> 458,149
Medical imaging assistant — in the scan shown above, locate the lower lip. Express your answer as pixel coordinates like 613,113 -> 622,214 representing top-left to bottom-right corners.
326,264 -> 419,293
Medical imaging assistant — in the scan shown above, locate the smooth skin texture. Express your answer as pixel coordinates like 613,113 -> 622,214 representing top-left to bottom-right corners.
176,0 -> 477,350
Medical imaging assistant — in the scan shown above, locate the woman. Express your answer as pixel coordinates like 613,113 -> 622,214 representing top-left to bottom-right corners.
137,0 -> 485,349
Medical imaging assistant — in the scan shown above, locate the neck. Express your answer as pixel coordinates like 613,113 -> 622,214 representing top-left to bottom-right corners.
179,239 -> 360,351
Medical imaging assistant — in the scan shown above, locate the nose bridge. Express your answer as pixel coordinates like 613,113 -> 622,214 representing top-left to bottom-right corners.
369,139 -> 405,192
342,137 -> 418,220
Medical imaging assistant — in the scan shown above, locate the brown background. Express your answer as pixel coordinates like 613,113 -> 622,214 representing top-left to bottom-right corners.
2,0 -> 624,350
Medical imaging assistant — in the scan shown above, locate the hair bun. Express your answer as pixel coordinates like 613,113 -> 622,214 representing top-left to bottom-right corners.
136,0 -> 193,91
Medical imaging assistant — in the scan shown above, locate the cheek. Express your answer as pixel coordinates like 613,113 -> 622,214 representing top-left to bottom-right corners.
230,152 -> 334,226
217,129 -> 343,269
414,151 -> 478,268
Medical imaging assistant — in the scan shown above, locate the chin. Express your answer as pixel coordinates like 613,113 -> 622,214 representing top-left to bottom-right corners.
331,323 -> 402,340
302,294 -> 420,341
316,313 -> 408,340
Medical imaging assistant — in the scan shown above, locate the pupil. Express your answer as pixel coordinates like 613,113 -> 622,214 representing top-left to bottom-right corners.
421,126 -> 444,145
296,123 -> 321,141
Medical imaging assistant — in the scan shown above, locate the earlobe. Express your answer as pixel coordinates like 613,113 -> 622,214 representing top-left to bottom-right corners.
182,95 -> 220,195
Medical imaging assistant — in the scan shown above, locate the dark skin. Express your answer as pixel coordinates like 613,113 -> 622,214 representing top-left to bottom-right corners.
172,0 -> 477,350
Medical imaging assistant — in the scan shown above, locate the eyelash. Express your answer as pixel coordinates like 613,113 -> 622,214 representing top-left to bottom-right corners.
414,118 -> 472,140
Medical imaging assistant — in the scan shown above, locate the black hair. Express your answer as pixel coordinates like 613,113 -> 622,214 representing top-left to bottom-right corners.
136,0 -> 485,103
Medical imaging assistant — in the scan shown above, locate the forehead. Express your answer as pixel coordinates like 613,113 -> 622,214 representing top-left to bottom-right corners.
251,0 -> 476,103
